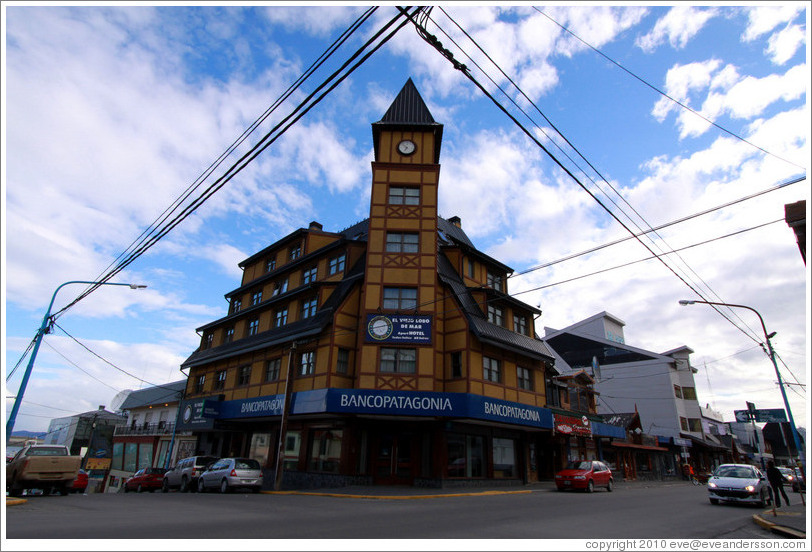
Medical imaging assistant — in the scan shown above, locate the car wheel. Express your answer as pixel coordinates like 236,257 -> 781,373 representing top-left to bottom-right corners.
607,479 -> 613,492
586,480 -> 594,493
220,479 -> 230,494
198,478 -> 206,493
180,476 -> 189,493
709,498 -> 719,505
162,479 -> 169,493
137,484 -> 143,493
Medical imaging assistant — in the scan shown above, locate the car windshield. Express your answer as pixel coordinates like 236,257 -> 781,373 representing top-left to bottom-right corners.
778,467 -> 793,475
565,461 -> 592,470
714,465 -> 756,478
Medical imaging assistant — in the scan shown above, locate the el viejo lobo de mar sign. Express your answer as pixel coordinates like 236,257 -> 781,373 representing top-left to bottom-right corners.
365,314 -> 432,344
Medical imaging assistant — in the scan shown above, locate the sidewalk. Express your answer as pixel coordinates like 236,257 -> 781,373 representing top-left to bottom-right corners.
753,498 -> 807,539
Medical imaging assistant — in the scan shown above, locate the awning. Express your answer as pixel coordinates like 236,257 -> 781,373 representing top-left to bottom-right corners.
608,441 -> 668,452
679,433 -> 729,452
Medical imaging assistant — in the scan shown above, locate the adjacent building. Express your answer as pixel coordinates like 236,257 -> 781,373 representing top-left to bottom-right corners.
175,79 -> 622,488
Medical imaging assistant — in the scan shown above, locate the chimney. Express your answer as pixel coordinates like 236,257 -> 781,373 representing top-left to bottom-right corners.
98,405 -> 106,411
309,221 -> 323,232
448,216 -> 461,228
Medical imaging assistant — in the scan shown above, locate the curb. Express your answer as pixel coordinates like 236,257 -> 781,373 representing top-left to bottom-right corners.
6,498 -> 28,506
752,511 -> 806,539
262,489 -> 533,500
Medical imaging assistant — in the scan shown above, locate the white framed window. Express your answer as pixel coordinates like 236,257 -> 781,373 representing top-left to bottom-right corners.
380,348 -> 416,373
483,357 -> 501,383
299,351 -> 316,376
383,287 -> 418,310
385,232 -> 419,253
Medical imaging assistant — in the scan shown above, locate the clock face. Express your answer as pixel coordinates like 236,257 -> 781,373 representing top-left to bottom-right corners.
368,315 -> 394,340
397,140 -> 416,156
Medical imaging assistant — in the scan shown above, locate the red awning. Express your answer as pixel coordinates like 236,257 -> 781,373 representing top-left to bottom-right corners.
609,441 -> 668,452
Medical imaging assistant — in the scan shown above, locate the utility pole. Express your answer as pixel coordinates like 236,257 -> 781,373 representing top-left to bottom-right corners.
273,342 -> 298,491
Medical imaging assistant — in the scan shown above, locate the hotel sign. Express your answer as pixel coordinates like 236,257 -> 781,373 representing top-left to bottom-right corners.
365,314 -> 432,344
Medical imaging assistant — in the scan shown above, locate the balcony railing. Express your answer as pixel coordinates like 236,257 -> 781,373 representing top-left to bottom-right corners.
114,422 -> 176,436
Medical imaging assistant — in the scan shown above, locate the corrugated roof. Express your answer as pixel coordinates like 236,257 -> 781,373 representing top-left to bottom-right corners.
120,381 -> 187,410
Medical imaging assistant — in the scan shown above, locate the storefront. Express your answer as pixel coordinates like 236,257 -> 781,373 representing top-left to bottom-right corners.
177,388 -> 556,488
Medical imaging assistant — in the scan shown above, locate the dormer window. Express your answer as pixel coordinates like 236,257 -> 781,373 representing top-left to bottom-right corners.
487,270 -> 504,292
272,279 -> 289,297
265,258 -> 276,273
289,244 -> 302,261
513,315 -> 527,335
302,266 -> 317,284
487,305 -> 504,326
231,298 -> 242,314
328,254 -> 346,275
251,290 -> 263,306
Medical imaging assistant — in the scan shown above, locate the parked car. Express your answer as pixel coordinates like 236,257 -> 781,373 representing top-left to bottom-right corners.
71,469 -> 89,493
197,457 -> 263,494
162,455 -> 218,493
707,464 -> 771,507
791,468 -> 805,493
124,467 -> 167,493
6,443 -> 82,497
555,460 -> 613,492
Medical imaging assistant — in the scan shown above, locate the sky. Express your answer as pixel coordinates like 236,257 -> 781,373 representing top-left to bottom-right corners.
2,3 -> 809,445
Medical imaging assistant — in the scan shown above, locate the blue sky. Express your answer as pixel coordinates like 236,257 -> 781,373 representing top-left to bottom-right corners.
3,4 -> 809,438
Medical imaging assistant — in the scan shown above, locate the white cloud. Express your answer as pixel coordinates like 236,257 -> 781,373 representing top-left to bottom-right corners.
261,6 -> 367,37
652,59 -> 721,120
637,7 -> 718,53
742,5 -> 804,42
767,24 -> 806,65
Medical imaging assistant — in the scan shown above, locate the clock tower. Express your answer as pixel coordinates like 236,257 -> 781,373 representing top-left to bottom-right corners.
358,79 -> 444,391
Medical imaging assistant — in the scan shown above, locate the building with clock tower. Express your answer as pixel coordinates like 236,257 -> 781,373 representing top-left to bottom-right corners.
175,79 -> 623,488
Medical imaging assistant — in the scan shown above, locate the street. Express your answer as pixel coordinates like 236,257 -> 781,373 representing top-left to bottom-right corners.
4,482 -> 784,541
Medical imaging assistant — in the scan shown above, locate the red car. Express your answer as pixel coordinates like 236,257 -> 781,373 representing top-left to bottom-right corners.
555,460 -> 614,492
71,469 -> 89,493
124,467 -> 167,493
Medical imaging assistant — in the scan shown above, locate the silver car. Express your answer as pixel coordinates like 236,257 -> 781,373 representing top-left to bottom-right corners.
707,464 -> 771,507
197,457 -> 263,494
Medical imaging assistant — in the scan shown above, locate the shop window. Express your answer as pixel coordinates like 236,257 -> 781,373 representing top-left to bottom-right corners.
112,443 -> 124,471
388,186 -> 420,205
513,315 -> 527,335
336,348 -> 350,374
487,305 -> 504,326
275,307 -> 288,327
383,287 -> 417,310
674,385 -> 682,399
214,370 -> 227,390
247,318 -> 259,336
302,266 -> 317,284
446,434 -> 484,478
328,254 -> 346,275
309,429 -> 343,473
224,327 -> 234,343
682,386 -> 697,400
249,433 -> 271,469
380,348 -> 416,374
194,375 -> 205,394
265,258 -> 276,273
289,244 -> 302,260
283,431 -> 301,470
492,438 -> 516,478
251,290 -> 262,306
385,232 -> 419,253
483,357 -> 501,383
238,365 -> 251,386
517,367 -> 533,390
265,359 -> 281,382
124,443 -> 137,472
138,443 -> 153,470
299,351 -> 315,376
451,351 -> 462,379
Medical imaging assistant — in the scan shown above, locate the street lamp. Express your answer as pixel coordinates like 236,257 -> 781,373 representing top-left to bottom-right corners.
6,280 -> 147,438
678,299 -> 805,467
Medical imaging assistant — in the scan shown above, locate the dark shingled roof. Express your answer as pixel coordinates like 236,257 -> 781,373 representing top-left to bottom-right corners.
120,380 -> 187,410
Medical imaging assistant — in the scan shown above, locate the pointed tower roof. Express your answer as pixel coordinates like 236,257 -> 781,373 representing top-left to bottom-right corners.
372,78 -> 444,163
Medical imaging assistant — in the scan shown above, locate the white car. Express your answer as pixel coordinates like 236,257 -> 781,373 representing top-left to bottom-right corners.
197,457 -> 263,494
707,464 -> 771,507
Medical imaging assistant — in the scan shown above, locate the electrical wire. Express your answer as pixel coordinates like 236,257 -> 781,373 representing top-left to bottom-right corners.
6,336 -> 38,381
42,340 -> 122,393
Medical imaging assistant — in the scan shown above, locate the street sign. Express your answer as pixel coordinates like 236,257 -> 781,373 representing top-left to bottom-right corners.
754,408 -> 787,423
734,409 -> 751,422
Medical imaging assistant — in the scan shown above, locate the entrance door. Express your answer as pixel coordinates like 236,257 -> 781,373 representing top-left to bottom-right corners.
373,433 -> 414,485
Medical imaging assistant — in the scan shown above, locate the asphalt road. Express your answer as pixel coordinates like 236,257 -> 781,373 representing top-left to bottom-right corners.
5,483 -> 779,541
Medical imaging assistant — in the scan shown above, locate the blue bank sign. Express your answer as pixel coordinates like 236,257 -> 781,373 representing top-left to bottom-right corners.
365,314 -> 432,344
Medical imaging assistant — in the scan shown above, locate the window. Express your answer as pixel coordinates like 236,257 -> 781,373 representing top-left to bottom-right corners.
446,434 -> 484,478
299,351 -> 315,376
289,244 -> 302,260
383,287 -> 418,310
247,318 -> 259,336
517,367 -> 533,390
487,305 -> 504,326
336,348 -> 350,374
680,417 -> 689,431
386,232 -> 419,253
251,290 -> 263,306
231,298 -> 242,314
265,258 -> 276,273
388,186 -> 420,205
483,357 -> 501,383
688,418 -> 702,432
224,327 -> 234,343
301,297 -> 317,319
682,386 -> 697,400
265,359 -> 281,382
302,266 -> 317,284
451,351 -> 462,379
487,271 -> 503,291
204,333 -> 213,349
380,348 -> 416,373
545,372 -> 560,407
673,385 -> 683,399
328,254 -> 346,275
492,438 -> 516,478
275,307 -> 288,327
238,365 -> 251,386
568,386 -> 592,412
272,278 -> 289,297
283,431 -> 301,470
309,429 -> 343,473
214,370 -> 227,390
513,315 -> 527,335
194,375 -> 205,394
467,259 -> 475,278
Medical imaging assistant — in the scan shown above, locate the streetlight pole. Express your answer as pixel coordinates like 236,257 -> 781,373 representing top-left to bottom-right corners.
6,280 -> 147,438
678,299 -> 805,468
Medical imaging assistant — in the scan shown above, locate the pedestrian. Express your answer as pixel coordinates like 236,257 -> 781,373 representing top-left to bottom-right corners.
766,460 -> 790,508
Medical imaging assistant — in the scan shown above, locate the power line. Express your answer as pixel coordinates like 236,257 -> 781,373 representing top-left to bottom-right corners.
41,340 -> 122,393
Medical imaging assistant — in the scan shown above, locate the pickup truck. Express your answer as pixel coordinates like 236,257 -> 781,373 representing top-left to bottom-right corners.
6,443 -> 82,497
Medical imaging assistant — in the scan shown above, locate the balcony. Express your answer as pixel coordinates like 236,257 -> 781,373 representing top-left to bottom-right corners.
114,422 -> 176,436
